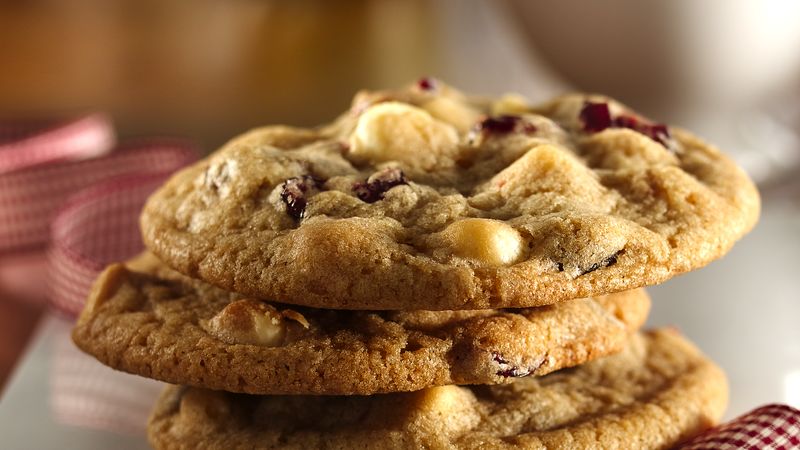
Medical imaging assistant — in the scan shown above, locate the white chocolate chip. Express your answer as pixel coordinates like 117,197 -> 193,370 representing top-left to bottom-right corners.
411,385 -> 481,432
441,218 -> 523,266
179,388 -> 231,422
416,385 -> 469,413
421,97 -> 482,132
203,159 -> 238,198
491,93 -> 531,116
282,309 -> 310,329
207,299 -> 287,347
349,102 -> 458,170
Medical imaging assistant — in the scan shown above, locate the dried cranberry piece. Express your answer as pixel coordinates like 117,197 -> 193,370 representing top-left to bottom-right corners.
628,118 -> 671,147
640,122 -> 671,147
579,102 -> 613,132
611,114 -> 639,130
579,250 -> 622,276
280,175 -> 320,220
492,352 -> 533,378
475,115 -> 537,136
416,77 -> 437,91
353,168 -> 408,203
581,101 -> 673,149
612,115 -> 671,147
480,115 -> 518,134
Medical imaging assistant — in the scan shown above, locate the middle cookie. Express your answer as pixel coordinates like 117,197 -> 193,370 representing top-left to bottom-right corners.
72,253 -> 650,395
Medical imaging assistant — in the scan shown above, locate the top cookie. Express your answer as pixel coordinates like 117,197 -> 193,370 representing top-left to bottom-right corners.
142,79 -> 760,310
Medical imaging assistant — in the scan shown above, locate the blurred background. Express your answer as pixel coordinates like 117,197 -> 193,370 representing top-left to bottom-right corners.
3,0 -> 800,174
0,0 -> 559,149
1,0 -> 800,447
2,0 -> 800,176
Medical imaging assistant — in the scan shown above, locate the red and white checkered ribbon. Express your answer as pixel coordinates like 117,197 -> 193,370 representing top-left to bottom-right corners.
678,404 -> 800,449
45,141 -> 198,316
0,114 -> 115,251
0,115 -> 197,314
0,114 -> 198,435
51,319 -> 163,435
0,114 -> 114,175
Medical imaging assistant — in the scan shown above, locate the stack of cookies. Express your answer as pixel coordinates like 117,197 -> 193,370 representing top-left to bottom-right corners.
72,79 -> 760,449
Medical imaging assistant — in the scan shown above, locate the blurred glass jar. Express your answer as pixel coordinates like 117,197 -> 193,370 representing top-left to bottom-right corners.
506,0 -> 800,114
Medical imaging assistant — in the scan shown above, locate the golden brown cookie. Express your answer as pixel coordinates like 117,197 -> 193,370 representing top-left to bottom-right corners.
72,253 -> 648,395
147,329 -> 727,449
140,79 -> 759,310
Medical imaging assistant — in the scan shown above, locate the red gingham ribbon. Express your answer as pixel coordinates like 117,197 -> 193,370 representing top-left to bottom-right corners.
0,114 -> 198,434
50,318 -> 162,435
0,114 -> 197,433
46,142 -> 198,316
678,404 -> 800,449
0,114 -> 116,251
0,114 -> 114,175
0,115 -> 198,315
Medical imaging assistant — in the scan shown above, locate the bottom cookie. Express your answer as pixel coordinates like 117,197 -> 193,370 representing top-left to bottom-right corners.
148,329 -> 727,450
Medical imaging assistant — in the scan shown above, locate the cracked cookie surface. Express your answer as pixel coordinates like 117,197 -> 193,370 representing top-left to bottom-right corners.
141,80 -> 759,309
72,253 -> 648,395
147,329 -> 727,450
